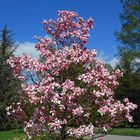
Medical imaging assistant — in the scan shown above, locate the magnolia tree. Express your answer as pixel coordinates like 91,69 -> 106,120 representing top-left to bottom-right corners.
6,11 -> 137,140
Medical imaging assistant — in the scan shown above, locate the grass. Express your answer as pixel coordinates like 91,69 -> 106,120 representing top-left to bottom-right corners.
0,128 -> 140,140
0,129 -> 24,140
109,128 -> 140,136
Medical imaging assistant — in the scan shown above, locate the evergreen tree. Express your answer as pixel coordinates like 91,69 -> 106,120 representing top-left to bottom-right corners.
116,0 -> 140,49
115,0 -> 140,127
0,26 -> 20,130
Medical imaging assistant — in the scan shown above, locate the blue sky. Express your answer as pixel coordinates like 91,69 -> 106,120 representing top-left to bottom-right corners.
0,0 -> 122,65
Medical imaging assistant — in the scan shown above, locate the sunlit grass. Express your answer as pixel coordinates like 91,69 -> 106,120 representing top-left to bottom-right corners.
0,129 -> 24,140
109,128 -> 140,136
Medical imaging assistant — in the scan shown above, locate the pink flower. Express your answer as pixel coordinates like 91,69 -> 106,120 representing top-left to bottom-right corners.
7,10 -> 137,140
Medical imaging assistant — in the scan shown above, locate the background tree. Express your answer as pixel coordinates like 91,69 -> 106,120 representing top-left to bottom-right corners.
0,26 -> 20,130
115,0 -> 140,127
104,63 -> 114,73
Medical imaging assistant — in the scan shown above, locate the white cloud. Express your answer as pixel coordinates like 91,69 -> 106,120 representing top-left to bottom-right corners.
109,57 -> 119,68
97,50 -> 119,68
97,50 -> 109,63
14,41 -> 39,58
135,58 -> 140,63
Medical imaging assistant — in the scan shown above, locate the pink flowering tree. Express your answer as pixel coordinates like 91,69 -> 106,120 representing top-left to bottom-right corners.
6,11 -> 137,140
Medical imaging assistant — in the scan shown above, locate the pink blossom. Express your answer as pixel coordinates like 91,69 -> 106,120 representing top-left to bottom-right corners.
6,10 -> 137,140
67,124 -> 94,138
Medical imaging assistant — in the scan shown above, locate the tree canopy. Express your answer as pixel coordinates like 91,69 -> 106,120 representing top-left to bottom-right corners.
0,26 -> 20,130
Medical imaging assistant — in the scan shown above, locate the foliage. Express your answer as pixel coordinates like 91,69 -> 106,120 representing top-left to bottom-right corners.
7,11 -> 137,140
0,26 -> 21,130
115,0 -> 140,126
116,0 -> 140,49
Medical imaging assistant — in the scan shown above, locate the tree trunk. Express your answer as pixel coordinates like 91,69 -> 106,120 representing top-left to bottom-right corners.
60,125 -> 66,140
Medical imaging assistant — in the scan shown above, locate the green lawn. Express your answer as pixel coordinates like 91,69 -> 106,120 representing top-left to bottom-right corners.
0,129 -> 24,140
0,128 -> 140,140
109,128 -> 140,136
